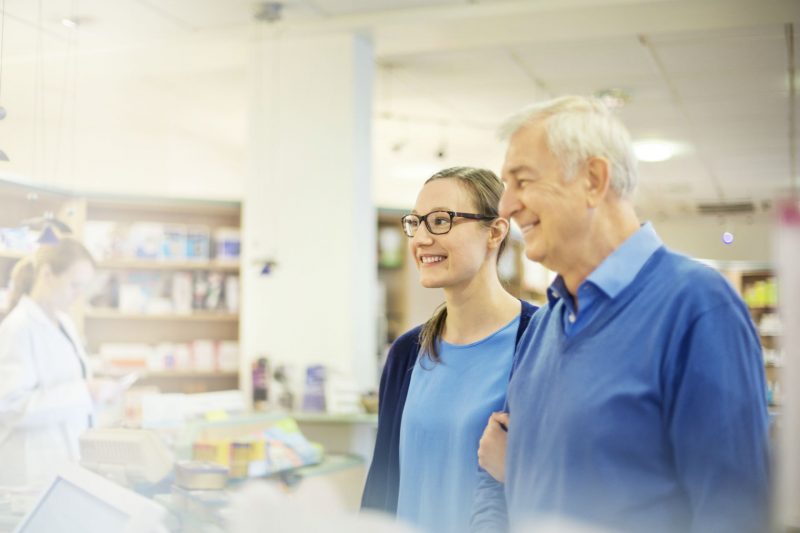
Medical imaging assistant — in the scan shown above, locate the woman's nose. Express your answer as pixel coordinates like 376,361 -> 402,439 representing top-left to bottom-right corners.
411,223 -> 434,245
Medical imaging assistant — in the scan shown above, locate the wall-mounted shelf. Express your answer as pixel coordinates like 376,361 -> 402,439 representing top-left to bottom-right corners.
96,259 -> 239,272
0,250 -> 25,261
97,369 -> 238,379
85,309 -> 239,322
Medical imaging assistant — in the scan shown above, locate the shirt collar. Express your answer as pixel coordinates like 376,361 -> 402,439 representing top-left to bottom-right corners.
546,275 -> 569,306
586,222 -> 663,298
546,222 -> 663,303
18,295 -> 68,329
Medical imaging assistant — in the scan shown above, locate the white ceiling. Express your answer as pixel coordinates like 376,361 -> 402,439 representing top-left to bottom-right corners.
0,0 -> 797,217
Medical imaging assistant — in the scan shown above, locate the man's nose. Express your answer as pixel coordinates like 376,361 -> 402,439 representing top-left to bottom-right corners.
498,189 -> 519,220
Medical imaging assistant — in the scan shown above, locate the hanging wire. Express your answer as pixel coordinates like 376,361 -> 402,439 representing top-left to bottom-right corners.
0,0 -> 6,100
32,0 -> 45,180
53,0 -> 80,184
786,23 -> 797,195
69,1 -> 79,184
0,0 -> 6,160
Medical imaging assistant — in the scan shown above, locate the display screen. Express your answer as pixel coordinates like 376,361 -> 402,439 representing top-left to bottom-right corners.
18,478 -> 129,533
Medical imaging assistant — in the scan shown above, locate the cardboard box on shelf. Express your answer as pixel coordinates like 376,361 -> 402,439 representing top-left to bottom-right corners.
213,227 -> 240,261
186,226 -> 210,261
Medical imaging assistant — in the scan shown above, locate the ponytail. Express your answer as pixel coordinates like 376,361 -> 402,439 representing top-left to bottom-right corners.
7,258 -> 36,312
5,237 -> 94,313
419,303 -> 448,365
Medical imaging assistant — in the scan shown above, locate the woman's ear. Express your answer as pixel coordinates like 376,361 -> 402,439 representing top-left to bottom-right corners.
487,217 -> 510,250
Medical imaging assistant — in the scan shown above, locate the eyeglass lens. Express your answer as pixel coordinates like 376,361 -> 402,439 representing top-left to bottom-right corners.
402,211 -> 452,237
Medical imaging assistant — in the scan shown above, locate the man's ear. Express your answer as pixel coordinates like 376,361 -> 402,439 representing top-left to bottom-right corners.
488,217 -> 510,250
585,156 -> 612,207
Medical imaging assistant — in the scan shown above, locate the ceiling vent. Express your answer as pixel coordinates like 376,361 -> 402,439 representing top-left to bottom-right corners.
696,201 -> 756,215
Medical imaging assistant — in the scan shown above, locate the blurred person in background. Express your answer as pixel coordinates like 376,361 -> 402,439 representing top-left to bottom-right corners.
361,167 -> 537,533
0,237 -> 114,488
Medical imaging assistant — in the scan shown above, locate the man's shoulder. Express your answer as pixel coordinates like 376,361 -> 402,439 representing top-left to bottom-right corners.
650,248 -> 736,293
514,301 -> 557,348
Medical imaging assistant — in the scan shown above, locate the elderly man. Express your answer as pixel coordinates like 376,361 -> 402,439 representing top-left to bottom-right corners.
471,96 -> 770,532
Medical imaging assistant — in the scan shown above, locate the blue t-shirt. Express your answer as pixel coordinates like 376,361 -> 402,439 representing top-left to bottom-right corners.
397,314 -> 520,533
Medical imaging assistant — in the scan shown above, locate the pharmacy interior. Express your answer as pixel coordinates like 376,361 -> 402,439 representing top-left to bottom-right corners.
0,0 -> 798,532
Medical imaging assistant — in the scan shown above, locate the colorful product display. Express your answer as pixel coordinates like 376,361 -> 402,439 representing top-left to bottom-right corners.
190,418 -> 322,480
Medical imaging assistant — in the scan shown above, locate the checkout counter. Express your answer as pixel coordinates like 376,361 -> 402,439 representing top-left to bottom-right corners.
0,405 -> 377,533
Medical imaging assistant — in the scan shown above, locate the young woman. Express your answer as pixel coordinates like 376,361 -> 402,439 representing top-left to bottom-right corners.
0,237 -> 108,488
361,167 -> 537,533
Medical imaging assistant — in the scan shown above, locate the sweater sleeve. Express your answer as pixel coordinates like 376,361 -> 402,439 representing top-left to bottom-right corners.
470,304 -> 537,532
361,328 -> 420,514
470,468 -> 508,532
666,301 -> 770,533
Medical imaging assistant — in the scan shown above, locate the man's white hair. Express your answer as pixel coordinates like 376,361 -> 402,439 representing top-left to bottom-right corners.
499,95 -> 638,198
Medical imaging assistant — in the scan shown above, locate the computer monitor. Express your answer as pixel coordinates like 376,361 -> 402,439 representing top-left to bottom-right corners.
79,429 -> 174,486
13,464 -> 166,533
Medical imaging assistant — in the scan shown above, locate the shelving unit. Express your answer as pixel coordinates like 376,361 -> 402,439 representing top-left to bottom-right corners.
741,270 -> 781,407
377,209 -> 410,344
0,177 -> 242,395
83,195 -> 241,394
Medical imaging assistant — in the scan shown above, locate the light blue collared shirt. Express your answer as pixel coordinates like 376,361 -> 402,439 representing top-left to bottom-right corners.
547,222 -> 663,336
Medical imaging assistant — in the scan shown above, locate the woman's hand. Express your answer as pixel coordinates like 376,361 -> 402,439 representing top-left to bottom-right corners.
477,411 -> 509,482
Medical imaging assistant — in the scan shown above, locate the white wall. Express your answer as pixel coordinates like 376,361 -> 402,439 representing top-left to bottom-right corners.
0,38 -> 248,200
651,213 -> 774,263
242,31 -> 377,398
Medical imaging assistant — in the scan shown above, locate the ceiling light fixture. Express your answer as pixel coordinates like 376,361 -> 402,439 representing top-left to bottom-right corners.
633,140 -> 678,162
61,17 -> 78,29
722,231 -> 734,245
0,0 -> 7,161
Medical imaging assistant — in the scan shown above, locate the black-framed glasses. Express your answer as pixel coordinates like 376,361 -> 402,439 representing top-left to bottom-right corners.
400,210 -> 495,238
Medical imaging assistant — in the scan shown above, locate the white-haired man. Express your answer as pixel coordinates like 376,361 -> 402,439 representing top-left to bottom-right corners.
471,96 -> 770,532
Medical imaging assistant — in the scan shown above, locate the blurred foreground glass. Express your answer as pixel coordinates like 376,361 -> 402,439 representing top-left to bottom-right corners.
775,195 -> 800,530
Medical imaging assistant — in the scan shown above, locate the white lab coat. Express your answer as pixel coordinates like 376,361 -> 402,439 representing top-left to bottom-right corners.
0,295 -> 93,488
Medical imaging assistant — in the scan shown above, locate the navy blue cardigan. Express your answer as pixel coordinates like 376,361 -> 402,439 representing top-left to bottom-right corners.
360,300 -> 537,514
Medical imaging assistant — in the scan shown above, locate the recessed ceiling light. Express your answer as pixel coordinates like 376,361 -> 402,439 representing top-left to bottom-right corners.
61,18 -> 79,28
633,140 -> 679,162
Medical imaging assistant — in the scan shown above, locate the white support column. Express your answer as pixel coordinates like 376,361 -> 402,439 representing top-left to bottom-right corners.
241,30 -> 376,406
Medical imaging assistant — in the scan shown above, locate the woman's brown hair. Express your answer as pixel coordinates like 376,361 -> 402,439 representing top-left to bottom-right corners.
7,237 -> 95,312
417,166 -> 508,364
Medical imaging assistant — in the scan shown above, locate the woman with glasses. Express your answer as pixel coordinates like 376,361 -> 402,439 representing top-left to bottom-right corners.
361,167 -> 537,533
